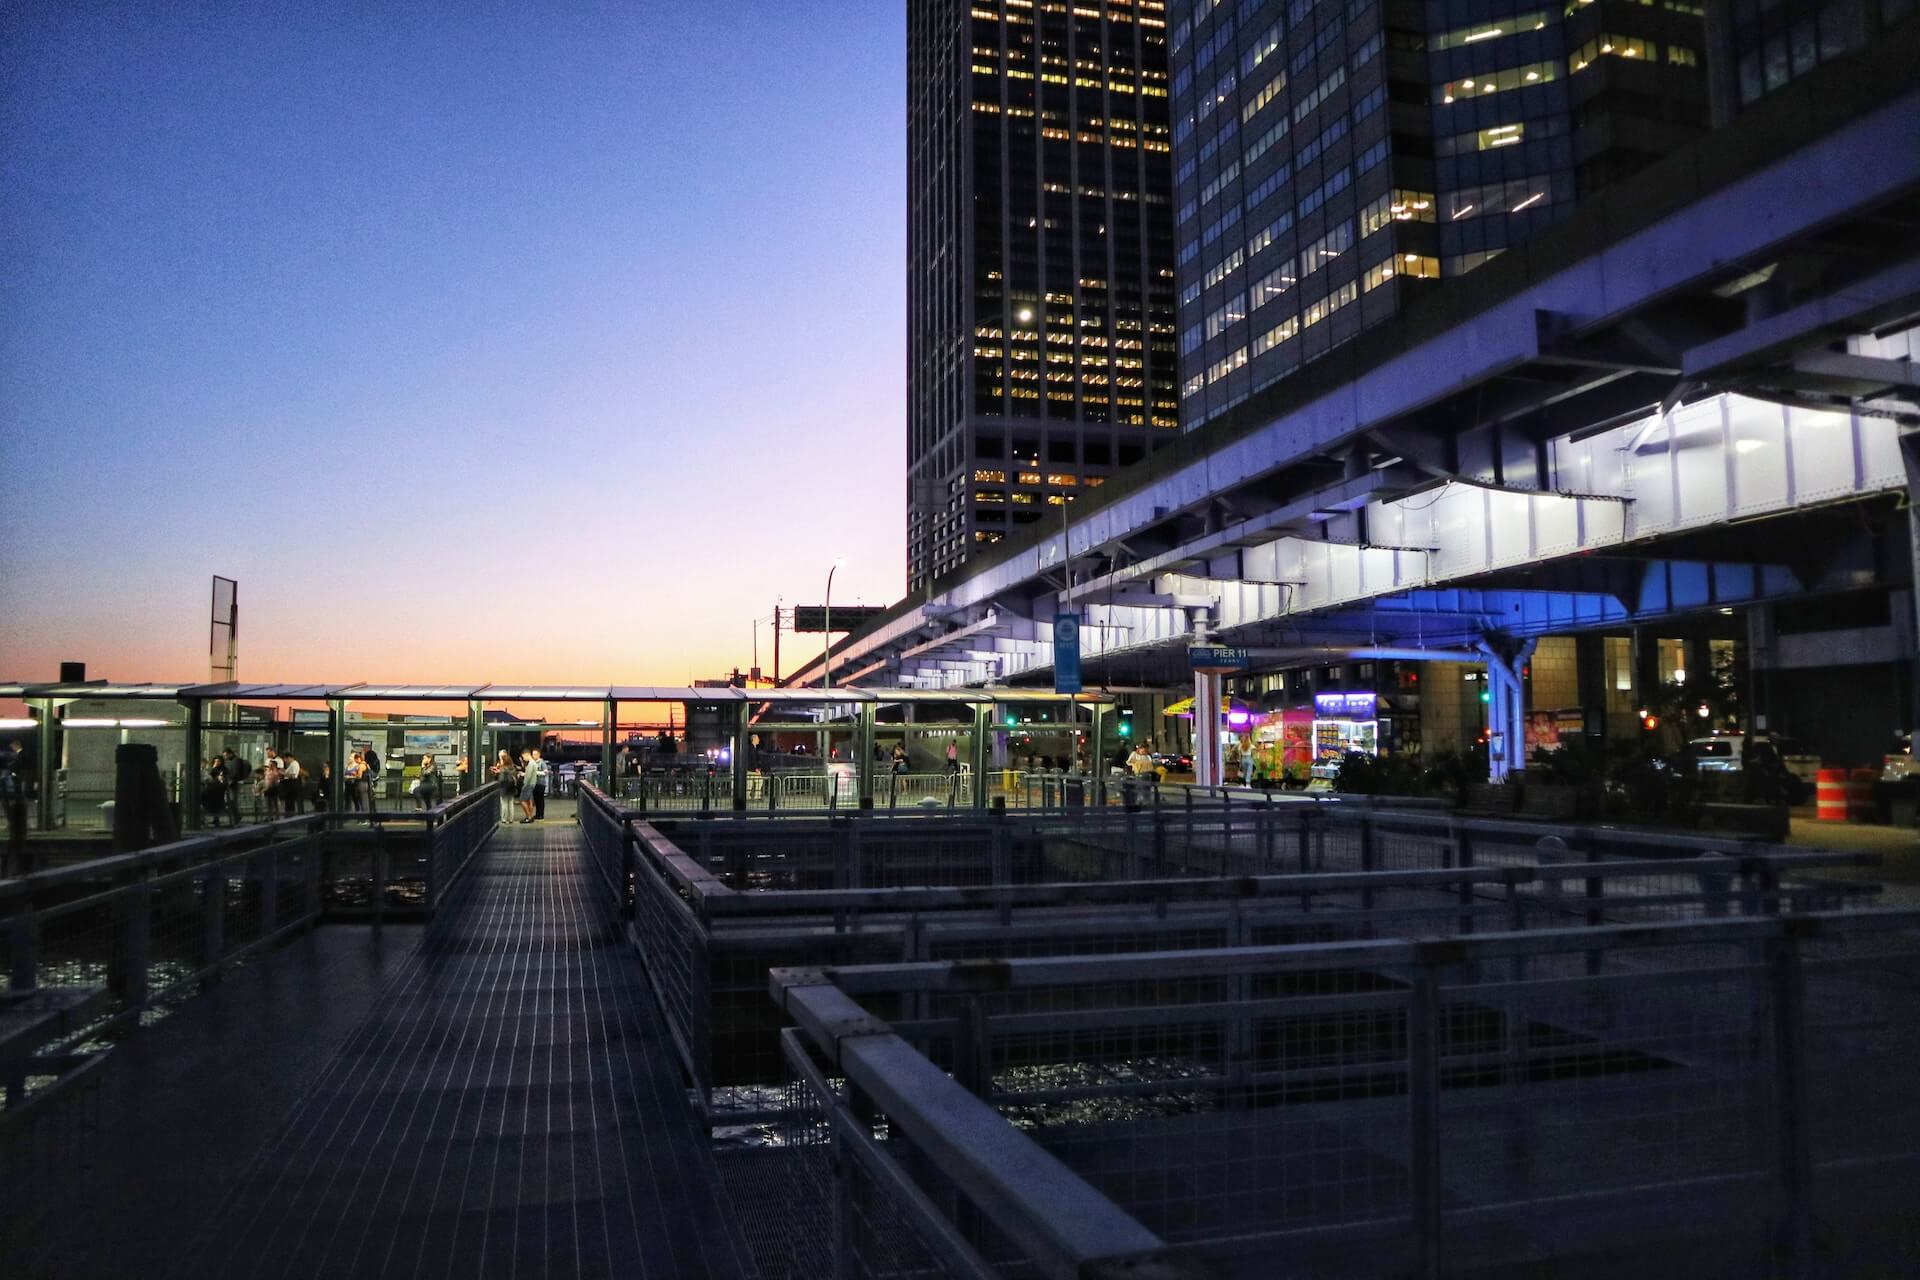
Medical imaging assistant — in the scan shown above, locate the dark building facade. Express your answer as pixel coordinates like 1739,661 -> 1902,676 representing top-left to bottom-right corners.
1168,0 -> 1711,430
1704,0 -> 1916,120
907,0 -> 1181,591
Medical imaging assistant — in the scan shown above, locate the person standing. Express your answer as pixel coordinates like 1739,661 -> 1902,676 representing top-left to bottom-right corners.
313,762 -> 332,812
491,750 -> 520,823
946,740 -> 960,774
517,749 -> 538,822
260,751 -> 283,820
414,754 -> 441,810
201,754 -> 227,828
4,739 -> 32,875
220,749 -> 246,825
281,751 -> 304,814
346,752 -> 366,812
362,744 -> 382,814
530,747 -> 548,819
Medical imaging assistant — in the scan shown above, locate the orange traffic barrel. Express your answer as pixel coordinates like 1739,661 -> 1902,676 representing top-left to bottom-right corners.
1848,767 -> 1878,821
1815,769 -> 1849,822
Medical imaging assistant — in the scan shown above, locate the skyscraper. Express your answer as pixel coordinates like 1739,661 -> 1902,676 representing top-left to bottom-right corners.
907,0 -> 1181,591
1704,0 -> 1915,120
1169,0 -> 1711,431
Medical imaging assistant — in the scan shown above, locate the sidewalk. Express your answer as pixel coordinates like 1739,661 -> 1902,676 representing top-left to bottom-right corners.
1782,814 -> 1920,906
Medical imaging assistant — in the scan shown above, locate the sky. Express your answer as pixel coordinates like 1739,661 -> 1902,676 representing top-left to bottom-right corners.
0,1 -> 907,690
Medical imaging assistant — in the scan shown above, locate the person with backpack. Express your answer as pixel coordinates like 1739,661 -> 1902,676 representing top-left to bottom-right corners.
491,750 -> 520,823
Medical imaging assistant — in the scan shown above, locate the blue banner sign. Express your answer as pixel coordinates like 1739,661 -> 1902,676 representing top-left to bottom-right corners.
1053,613 -> 1083,694
1187,645 -> 1249,671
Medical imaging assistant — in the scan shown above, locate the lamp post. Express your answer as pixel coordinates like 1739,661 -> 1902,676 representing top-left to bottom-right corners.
823,559 -> 846,689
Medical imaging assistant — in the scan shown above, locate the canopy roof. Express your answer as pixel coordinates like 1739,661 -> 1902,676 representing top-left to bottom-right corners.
3,680 -> 1113,705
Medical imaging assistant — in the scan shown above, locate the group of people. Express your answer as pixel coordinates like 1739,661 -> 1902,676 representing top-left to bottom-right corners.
200,746 -> 331,825
491,747 -> 548,823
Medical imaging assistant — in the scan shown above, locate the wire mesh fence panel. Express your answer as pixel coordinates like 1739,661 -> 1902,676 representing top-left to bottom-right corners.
1801,926 -> 1920,1168
1433,950 -> 1778,1216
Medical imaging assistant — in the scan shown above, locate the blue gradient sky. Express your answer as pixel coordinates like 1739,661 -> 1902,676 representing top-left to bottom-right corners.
1,1 -> 906,687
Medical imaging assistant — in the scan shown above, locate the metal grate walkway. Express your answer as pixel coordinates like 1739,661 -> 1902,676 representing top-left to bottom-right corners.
184,821 -> 752,1280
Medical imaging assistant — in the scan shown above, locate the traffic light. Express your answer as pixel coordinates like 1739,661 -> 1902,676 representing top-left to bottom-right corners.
1479,690 -> 1490,704
1117,718 -> 1132,738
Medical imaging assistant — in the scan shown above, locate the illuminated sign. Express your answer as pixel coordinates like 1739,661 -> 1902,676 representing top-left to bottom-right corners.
1313,692 -> 1378,718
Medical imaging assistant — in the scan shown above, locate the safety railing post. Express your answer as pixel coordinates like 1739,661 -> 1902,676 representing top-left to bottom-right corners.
1770,929 -> 1814,1277
831,816 -> 852,933
7,909 -> 37,993
1408,960 -> 1443,1280
953,995 -> 993,1100
260,839 -> 281,935
112,869 -> 151,1007
202,857 -> 226,975
1151,811 -> 1168,880
1359,813 -> 1377,913
991,802 -> 1012,924
371,818 -> 388,932
1456,823 -> 1477,935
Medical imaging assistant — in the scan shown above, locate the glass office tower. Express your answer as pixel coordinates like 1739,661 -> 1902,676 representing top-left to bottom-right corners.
908,0 -> 1182,590
1168,0 -> 1710,431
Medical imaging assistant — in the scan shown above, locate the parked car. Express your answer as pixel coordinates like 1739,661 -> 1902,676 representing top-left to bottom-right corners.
1685,733 -> 1817,802
1883,732 -> 1914,782
1152,751 -> 1195,773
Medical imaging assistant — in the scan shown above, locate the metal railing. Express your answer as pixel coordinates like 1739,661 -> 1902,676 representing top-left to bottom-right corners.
772,908 -> 1920,1279
574,786 -> 1885,1127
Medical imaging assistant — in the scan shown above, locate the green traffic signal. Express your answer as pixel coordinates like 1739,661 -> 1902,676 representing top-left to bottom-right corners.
1479,691 -> 1491,704
1116,719 -> 1132,737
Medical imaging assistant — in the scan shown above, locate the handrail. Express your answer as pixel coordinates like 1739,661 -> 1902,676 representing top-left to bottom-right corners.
0,813 -> 327,903
791,907 -> 1920,996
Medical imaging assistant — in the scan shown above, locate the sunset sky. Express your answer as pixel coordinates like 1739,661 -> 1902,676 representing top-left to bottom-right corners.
1,2 -> 906,690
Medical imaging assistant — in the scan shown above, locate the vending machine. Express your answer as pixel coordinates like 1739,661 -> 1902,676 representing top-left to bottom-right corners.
1310,692 -> 1381,782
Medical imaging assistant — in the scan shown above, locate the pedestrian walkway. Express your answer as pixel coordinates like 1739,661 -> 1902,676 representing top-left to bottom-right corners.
173,819 -> 752,1279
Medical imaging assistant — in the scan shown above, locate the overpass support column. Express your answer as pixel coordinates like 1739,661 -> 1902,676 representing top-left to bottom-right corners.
856,702 -> 875,809
971,702 -> 991,810
1904,430 -> 1920,745
1193,670 -> 1223,787
1480,638 -> 1537,784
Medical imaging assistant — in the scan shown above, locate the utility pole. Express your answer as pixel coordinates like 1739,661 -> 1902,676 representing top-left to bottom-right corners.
773,604 -> 782,686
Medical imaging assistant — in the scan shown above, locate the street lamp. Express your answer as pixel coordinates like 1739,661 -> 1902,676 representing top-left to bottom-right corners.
823,558 -> 847,689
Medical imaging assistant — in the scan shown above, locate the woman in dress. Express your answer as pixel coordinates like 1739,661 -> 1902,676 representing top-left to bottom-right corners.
518,749 -> 538,823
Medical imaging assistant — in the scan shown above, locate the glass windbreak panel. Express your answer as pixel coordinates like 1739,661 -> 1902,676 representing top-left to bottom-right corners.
56,713 -> 188,831
344,714 -> 473,806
